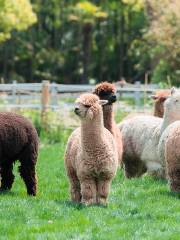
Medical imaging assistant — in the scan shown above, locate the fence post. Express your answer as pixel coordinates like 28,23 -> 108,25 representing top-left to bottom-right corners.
144,72 -> 148,110
41,80 -> 50,127
51,82 -> 58,110
12,80 -> 17,104
134,81 -> 141,109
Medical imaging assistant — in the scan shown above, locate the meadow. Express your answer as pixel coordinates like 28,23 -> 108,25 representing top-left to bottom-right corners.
0,109 -> 179,240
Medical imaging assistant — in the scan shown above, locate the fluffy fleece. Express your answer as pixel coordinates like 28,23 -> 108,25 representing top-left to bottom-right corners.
158,88 -> 180,192
0,112 -> 39,196
93,82 -> 123,166
119,88 -> 180,179
64,93 -> 118,205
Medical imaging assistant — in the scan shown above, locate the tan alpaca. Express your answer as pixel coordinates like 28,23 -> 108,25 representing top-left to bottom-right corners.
158,88 -> 180,192
93,82 -> 123,166
151,90 -> 171,118
64,93 -> 118,205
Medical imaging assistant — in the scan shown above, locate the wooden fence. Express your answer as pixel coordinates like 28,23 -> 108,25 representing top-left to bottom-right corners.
0,80 -> 161,113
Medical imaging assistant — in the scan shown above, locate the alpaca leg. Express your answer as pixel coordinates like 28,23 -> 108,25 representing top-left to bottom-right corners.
19,143 -> 38,196
168,167 -> 180,193
124,156 -> 147,178
80,179 -> 97,205
19,164 -> 37,196
0,162 -> 14,191
67,168 -> 81,203
70,179 -> 81,203
97,179 -> 111,205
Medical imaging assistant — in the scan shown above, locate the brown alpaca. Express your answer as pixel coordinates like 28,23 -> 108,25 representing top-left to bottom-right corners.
158,88 -> 180,192
151,90 -> 171,117
93,82 -> 123,166
0,112 -> 39,196
164,122 -> 180,192
64,93 -> 118,205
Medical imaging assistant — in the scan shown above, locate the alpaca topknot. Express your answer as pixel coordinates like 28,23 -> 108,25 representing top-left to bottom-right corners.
93,82 -> 116,96
76,93 -> 99,106
154,90 -> 171,100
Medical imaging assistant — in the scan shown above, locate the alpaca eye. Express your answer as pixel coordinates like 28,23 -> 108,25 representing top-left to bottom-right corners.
84,105 -> 90,108
175,99 -> 179,103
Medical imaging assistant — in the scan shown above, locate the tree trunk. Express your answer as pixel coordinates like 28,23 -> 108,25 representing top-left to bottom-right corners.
119,7 -> 125,81
82,23 -> 92,84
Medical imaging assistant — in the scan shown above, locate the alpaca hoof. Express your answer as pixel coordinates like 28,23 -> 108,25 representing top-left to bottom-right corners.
0,188 -> 10,193
27,191 -> 37,196
81,198 -> 95,206
98,197 -> 108,206
170,182 -> 180,193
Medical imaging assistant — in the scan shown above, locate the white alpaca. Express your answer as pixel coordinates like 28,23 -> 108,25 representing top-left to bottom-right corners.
64,93 -> 118,205
119,88 -> 180,178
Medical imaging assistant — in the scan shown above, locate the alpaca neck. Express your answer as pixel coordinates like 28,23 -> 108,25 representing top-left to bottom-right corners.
154,102 -> 163,118
81,115 -> 104,148
103,104 -> 115,135
161,112 -> 179,134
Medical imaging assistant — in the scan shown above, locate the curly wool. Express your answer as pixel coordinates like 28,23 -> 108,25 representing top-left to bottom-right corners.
93,82 -> 123,166
158,121 -> 180,193
65,93 -> 118,205
93,82 -> 116,97
0,112 -> 39,196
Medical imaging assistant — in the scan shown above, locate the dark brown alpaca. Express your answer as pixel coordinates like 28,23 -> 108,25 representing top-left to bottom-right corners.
0,112 -> 39,196
93,82 -> 123,166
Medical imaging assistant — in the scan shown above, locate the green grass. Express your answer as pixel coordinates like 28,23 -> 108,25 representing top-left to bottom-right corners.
0,134 -> 179,240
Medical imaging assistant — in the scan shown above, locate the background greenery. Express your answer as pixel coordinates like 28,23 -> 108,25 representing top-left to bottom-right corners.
0,0 -> 179,85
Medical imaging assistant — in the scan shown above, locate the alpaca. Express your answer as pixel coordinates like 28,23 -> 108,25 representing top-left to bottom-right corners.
93,82 -> 123,166
64,93 -> 118,205
158,88 -> 180,192
0,112 -> 39,196
123,89 -> 171,121
151,89 -> 171,118
119,88 -> 180,179
159,121 -> 180,192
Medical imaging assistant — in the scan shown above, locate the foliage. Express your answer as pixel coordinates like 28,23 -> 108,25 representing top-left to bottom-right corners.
0,0 -> 179,85
144,0 -> 180,85
69,1 -> 108,24
0,0 -> 37,42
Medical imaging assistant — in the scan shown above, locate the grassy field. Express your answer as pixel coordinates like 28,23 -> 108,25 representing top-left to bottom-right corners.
0,132 -> 180,240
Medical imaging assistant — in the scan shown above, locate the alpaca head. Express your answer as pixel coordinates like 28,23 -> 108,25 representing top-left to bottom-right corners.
164,88 -> 180,119
151,90 -> 171,117
74,93 -> 108,120
93,82 -> 117,105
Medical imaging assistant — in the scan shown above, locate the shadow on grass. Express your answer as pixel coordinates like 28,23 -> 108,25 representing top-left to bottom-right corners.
0,189 -> 17,196
55,200 -> 108,210
159,191 -> 180,199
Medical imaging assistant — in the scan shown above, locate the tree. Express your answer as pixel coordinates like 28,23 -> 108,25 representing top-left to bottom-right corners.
68,1 -> 107,83
144,0 -> 180,85
0,0 -> 37,42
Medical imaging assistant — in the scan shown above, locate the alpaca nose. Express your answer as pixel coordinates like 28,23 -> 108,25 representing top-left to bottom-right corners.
110,95 -> 117,103
111,95 -> 117,101
74,107 -> 79,114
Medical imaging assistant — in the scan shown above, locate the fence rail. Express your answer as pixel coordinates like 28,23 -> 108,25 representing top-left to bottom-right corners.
0,80 -> 162,111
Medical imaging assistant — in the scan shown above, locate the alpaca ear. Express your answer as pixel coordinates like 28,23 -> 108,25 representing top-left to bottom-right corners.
151,95 -> 158,100
99,100 -> 108,106
171,87 -> 176,95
